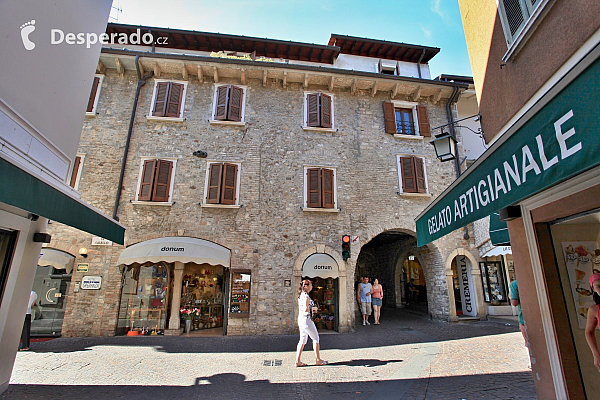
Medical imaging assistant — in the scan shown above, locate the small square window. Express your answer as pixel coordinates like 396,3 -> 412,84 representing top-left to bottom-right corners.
136,158 -> 176,203
398,156 -> 428,194
150,81 -> 187,119
304,93 -> 334,129
204,162 -> 241,205
212,85 -> 246,122
304,167 -> 337,209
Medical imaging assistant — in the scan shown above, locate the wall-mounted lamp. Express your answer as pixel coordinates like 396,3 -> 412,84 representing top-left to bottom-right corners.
193,150 -> 208,158
430,130 -> 458,162
79,248 -> 88,258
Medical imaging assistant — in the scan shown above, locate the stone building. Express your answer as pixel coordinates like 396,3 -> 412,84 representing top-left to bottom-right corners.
42,24 -> 479,337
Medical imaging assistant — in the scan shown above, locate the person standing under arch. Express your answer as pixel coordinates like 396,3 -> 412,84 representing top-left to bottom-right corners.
371,278 -> 383,325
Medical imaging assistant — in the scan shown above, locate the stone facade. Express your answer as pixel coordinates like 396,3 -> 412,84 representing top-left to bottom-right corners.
46,31 -> 476,337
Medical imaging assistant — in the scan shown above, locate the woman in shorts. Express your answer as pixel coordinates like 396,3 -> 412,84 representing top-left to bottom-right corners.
371,278 -> 383,325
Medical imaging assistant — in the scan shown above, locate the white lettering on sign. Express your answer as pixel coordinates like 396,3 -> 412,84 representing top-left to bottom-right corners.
427,110 -> 581,234
80,276 -> 102,290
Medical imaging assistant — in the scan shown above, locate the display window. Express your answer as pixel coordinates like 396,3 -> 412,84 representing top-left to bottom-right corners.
479,261 -> 509,304
117,263 -> 169,335
309,277 -> 338,331
230,270 -> 250,317
181,264 -> 224,330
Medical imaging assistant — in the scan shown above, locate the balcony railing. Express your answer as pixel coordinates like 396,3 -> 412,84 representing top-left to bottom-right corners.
395,122 -> 416,135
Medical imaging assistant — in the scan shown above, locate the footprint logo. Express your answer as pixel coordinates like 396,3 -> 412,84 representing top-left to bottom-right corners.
20,20 -> 36,51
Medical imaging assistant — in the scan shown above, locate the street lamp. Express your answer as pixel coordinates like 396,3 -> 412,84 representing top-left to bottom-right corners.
430,129 -> 458,162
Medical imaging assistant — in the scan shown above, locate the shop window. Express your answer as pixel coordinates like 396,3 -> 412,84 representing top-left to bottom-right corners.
85,75 -> 103,115
135,158 -> 176,203
211,85 -> 246,122
397,155 -> 428,194
479,261 -> 509,304
383,101 -> 430,137
304,167 -> 337,210
150,80 -> 187,119
181,265 -> 224,330
68,154 -> 85,190
203,162 -> 240,205
304,93 -> 334,129
117,264 -> 169,335
230,270 -> 251,317
310,277 -> 338,331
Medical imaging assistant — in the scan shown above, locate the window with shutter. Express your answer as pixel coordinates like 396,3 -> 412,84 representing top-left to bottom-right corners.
383,101 -> 427,136
416,106 -> 430,137
151,81 -> 186,118
497,0 -> 541,46
305,167 -> 336,209
305,93 -> 334,129
213,85 -> 246,122
86,77 -> 101,113
205,162 -> 241,205
69,156 -> 82,188
137,159 -> 175,202
383,102 -> 396,134
399,156 -> 428,194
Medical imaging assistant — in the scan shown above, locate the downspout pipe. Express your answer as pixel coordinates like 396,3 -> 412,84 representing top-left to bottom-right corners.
112,56 -> 153,220
445,85 -> 470,240
416,49 -> 426,79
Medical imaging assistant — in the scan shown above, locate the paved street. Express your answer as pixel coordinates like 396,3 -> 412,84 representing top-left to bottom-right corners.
2,308 -> 536,400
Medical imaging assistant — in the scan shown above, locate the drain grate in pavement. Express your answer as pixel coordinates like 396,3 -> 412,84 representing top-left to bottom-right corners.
263,359 -> 283,366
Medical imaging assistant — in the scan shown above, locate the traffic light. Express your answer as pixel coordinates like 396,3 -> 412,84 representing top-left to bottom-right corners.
342,235 -> 351,261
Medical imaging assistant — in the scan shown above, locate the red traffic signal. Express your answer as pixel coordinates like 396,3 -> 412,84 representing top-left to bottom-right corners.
342,235 -> 351,261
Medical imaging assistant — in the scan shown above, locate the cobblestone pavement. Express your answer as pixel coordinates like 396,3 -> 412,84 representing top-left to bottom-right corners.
2,308 -> 536,399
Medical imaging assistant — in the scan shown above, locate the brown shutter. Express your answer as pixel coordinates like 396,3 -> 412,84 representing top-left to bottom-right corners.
320,94 -> 332,128
215,86 -> 229,120
400,157 -> 417,193
207,163 -> 223,203
86,77 -> 100,113
152,82 -> 169,117
227,86 -> 243,122
152,160 -> 173,202
138,160 -> 157,201
165,83 -> 184,118
414,157 -> 427,193
69,156 -> 81,188
322,168 -> 334,208
307,168 -> 321,208
417,105 -> 431,137
383,101 -> 396,134
307,93 -> 320,127
220,163 -> 238,205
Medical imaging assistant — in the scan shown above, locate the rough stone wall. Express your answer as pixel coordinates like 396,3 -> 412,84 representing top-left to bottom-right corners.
49,65 -> 471,336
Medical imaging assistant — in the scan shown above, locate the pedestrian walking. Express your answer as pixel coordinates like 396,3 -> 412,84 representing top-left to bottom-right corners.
357,276 -> 372,325
407,278 -> 419,304
510,279 -> 527,347
19,290 -> 37,351
371,278 -> 383,325
295,278 -> 327,367
585,273 -> 600,370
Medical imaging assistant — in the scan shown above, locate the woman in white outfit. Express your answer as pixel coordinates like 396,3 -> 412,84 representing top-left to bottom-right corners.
295,278 -> 328,367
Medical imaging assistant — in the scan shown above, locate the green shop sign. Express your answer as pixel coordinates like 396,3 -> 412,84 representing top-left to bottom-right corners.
416,55 -> 600,247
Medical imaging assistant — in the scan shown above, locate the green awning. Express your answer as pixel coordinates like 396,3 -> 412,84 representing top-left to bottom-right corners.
0,157 -> 125,244
489,212 -> 510,246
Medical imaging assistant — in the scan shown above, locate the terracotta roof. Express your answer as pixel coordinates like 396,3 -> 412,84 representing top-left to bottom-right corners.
328,34 -> 439,63
106,23 -> 340,64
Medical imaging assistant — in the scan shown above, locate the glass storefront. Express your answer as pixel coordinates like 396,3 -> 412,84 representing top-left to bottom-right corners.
117,263 -> 169,335
479,261 -> 509,304
309,277 -> 337,331
181,264 -> 225,331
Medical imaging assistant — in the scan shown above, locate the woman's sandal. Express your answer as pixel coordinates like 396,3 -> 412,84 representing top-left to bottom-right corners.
316,360 -> 328,366
295,362 -> 308,367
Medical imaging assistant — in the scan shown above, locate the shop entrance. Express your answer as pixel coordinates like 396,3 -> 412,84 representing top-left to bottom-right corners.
403,255 -> 428,311
451,255 -> 477,317
180,264 -> 225,334
302,253 -> 339,332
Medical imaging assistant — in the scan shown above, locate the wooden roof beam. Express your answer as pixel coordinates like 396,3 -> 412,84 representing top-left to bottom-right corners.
303,73 -> 309,89
213,67 -> 219,83
263,70 -> 267,87
351,79 -> 357,95
240,68 -> 246,85
411,86 -> 422,101
282,71 -> 287,88
197,65 -> 203,83
181,64 -> 188,80
433,88 -> 443,104
371,81 -> 378,98
137,58 -> 144,76
391,82 -> 399,99
97,60 -> 106,74
115,58 -> 125,77
153,62 -> 160,78
328,76 -> 334,92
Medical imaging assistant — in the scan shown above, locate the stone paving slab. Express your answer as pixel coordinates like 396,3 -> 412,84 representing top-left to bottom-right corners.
2,309 -> 537,399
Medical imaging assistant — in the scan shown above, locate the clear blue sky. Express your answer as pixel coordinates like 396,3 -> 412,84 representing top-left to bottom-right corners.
110,0 -> 472,79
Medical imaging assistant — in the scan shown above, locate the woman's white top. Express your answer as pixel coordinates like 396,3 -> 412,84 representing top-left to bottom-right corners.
298,291 -> 313,319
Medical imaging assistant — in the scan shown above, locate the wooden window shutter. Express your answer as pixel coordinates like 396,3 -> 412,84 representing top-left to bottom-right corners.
215,86 -> 229,120
383,102 -> 396,134
86,77 -> 100,113
138,160 -> 157,201
227,86 -> 243,122
417,105 -> 431,137
152,82 -> 170,117
152,160 -> 173,202
322,169 -> 334,208
414,157 -> 427,193
207,163 -> 223,203
307,168 -> 322,208
307,94 -> 320,127
400,157 -> 417,193
320,94 -> 332,128
69,156 -> 81,188
165,83 -> 184,118
221,163 -> 238,205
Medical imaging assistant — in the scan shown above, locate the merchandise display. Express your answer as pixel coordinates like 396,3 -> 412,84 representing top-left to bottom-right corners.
309,277 -> 337,330
180,265 -> 224,330
230,272 -> 251,315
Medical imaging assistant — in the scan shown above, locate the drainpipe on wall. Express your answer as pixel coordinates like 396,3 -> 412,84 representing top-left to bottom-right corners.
112,55 -> 153,221
445,85 -> 470,240
416,49 -> 426,79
